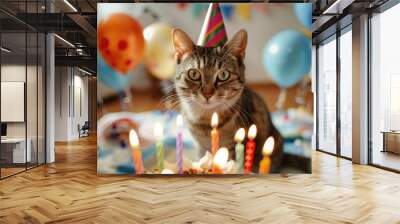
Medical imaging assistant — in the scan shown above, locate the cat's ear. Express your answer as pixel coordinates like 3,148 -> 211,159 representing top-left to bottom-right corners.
172,28 -> 195,63
224,29 -> 247,58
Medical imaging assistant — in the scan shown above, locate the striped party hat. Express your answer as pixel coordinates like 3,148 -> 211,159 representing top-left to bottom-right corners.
197,3 -> 228,47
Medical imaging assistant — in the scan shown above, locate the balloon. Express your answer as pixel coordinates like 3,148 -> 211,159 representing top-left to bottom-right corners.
263,29 -> 311,88
143,23 -> 176,80
221,5 -> 234,20
98,13 -> 144,74
294,4 -> 312,31
192,3 -> 208,17
98,53 -> 131,91
300,27 -> 312,39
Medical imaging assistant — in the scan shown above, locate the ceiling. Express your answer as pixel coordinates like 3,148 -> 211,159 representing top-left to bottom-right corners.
0,0 -> 392,74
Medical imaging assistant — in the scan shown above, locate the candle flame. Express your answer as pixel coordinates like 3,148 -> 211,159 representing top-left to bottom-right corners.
234,128 -> 245,143
129,129 -> 139,148
262,136 -> 275,156
161,169 -> 174,174
154,122 -> 163,139
248,124 -> 257,139
176,114 -> 183,127
213,147 -> 229,168
211,112 -> 218,128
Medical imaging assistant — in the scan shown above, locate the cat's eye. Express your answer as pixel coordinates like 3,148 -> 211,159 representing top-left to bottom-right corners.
187,69 -> 201,81
217,70 -> 230,82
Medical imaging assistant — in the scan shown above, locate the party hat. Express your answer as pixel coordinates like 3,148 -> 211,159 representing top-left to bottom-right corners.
197,3 -> 228,47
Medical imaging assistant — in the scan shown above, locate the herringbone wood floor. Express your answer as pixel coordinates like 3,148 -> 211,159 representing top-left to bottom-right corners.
0,136 -> 399,224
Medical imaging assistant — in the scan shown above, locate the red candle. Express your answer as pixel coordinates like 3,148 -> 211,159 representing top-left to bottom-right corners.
244,124 -> 257,174
210,112 -> 219,156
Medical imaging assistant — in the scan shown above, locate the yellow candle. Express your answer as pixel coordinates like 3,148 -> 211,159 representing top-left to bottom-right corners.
212,147 -> 229,174
129,129 -> 144,174
211,112 -> 219,156
259,136 -> 275,174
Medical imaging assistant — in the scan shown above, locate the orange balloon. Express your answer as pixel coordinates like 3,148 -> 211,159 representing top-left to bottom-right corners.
98,13 -> 144,74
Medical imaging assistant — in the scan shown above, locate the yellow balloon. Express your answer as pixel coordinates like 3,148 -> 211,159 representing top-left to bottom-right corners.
143,23 -> 176,80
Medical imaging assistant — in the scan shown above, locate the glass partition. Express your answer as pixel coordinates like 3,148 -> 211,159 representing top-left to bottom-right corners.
0,1 -> 46,179
38,32 -> 45,165
27,31 -> 38,169
1,30 -> 28,177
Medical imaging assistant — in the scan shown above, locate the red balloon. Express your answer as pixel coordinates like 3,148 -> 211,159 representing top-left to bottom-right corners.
98,13 -> 144,74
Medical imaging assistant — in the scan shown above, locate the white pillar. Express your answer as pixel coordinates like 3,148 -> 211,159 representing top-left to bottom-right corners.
352,14 -> 369,164
45,1 -> 55,163
46,33 -> 55,163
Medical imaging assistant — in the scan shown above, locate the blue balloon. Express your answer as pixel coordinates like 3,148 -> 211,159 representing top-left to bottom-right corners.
98,53 -> 131,91
221,5 -> 234,20
294,4 -> 312,30
263,30 -> 311,88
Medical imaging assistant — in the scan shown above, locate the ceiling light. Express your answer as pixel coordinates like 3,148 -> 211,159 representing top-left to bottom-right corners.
323,0 -> 341,14
78,67 -> 93,76
54,34 -> 75,48
322,0 -> 355,15
63,0 -> 78,12
1,47 -> 11,53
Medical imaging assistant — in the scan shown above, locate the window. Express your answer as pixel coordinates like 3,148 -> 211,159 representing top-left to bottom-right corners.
370,3 -> 400,171
317,36 -> 337,154
339,28 -> 352,158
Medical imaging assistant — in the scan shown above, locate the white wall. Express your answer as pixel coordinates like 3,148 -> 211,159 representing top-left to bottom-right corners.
98,3 -> 308,98
55,67 -> 89,141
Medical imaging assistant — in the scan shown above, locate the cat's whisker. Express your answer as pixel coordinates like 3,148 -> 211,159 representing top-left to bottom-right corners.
232,102 -> 254,124
229,104 -> 246,130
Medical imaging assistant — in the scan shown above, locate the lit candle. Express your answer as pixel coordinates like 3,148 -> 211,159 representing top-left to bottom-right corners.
154,122 -> 164,171
259,137 -> 274,174
129,129 -> 144,174
234,128 -> 245,174
212,147 -> 229,174
161,169 -> 174,174
176,115 -> 184,174
244,124 -> 257,174
211,112 -> 219,156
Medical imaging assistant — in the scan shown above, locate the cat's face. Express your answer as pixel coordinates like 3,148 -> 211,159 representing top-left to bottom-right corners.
172,29 -> 247,111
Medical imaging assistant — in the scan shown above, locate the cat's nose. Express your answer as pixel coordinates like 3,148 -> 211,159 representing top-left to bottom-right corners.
202,89 -> 214,99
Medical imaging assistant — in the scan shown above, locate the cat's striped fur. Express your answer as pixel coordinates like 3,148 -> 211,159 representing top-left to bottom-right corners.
169,28 -> 283,173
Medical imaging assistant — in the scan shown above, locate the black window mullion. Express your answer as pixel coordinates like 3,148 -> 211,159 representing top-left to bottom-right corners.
316,44 -> 319,151
0,23 -> 2,179
336,27 -> 341,157
25,0 -> 28,171
36,0 -> 39,168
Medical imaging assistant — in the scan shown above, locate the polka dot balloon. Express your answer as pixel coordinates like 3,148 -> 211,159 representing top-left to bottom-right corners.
98,13 -> 145,74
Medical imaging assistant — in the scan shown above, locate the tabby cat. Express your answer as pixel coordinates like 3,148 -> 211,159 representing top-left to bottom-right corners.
169,28 -> 283,173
